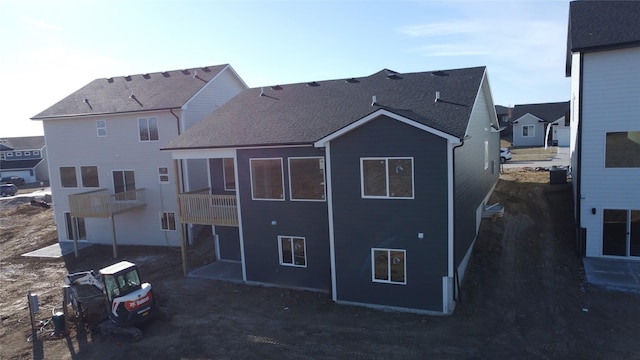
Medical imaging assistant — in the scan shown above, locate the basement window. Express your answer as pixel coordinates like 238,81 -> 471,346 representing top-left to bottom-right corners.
160,212 -> 176,231
372,248 -> 406,284
279,236 -> 306,267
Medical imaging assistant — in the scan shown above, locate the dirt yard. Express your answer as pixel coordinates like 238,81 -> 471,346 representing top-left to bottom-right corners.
2,170 -> 640,359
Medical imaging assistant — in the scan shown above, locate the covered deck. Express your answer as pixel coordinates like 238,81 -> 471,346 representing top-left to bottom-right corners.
69,188 -> 147,218
177,188 -> 238,227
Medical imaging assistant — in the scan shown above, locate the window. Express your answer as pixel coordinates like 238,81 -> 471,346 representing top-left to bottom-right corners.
605,131 -> 640,168
0,153 -> 4,159
361,157 -> 414,199
159,167 -> 169,184
138,117 -> 158,141
97,120 -> 107,137
278,236 -> 306,267
113,170 -> 136,200
24,151 -> 31,156
60,167 -> 77,188
289,157 -> 325,201
160,212 -> 176,231
65,212 -> 86,240
33,151 -> 40,156
6,152 -> 13,157
81,166 -> 99,187
372,248 -> 406,284
522,125 -> 535,137
223,158 -> 235,191
484,140 -> 489,170
250,158 -> 284,200
15,151 -> 22,156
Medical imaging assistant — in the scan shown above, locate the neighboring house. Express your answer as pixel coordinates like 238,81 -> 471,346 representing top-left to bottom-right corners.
511,102 -> 570,147
163,66 -> 501,314
0,136 -> 48,184
31,65 -> 247,252
566,1 -> 640,258
495,105 -> 513,137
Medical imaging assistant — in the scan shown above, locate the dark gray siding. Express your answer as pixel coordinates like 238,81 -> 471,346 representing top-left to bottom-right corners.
454,86 -> 500,267
209,158 -> 241,260
330,116 -> 449,312
237,147 -> 331,291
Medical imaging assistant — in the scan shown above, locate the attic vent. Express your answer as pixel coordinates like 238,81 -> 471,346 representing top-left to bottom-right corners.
271,85 -> 283,90
162,72 -> 170,77
431,70 -> 448,77
106,78 -> 114,83
371,95 -> 377,106
202,66 -> 211,72
345,78 -> 360,83
306,81 -> 320,87
435,91 -> 440,102
259,87 -> 265,97
181,69 -> 190,75
124,76 -> 132,81
142,74 -> 150,79
386,72 -> 401,80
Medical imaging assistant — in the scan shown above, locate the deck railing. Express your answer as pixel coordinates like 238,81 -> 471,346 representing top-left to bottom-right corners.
178,189 -> 238,226
69,188 -> 146,218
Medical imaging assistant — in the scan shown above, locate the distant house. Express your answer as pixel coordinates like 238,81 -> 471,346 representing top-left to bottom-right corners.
511,102 -> 570,147
495,105 -> 512,137
31,65 -> 247,252
163,66 -> 501,314
0,136 -> 48,184
566,1 -> 640,258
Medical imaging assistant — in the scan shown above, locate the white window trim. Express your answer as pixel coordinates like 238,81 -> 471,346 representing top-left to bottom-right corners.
360,157 -> 415,199
80,165 -> 100,188
15,151 -> 22,156
484,140 -> 489,170
278,235 -> 307,268
138,116 -> 159,142
371,248 -> 407,285
33,150 -> 40,156
159,167 -> 170,184
288,156 -> 326,202
24,151 -> 31,156
97,120 -> 107,137
160,211 -> 177,231
249,158 -> 285,201
522,125 -> 535,137
6,152 -> 13,157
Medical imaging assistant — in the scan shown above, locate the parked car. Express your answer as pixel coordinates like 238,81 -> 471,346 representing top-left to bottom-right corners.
0,183 -> 18,197
500,148 -> 512,163
0,176 -> 25,185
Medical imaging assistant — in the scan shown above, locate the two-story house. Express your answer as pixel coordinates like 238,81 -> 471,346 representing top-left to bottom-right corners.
0,136 -> 48,183
32,65 -> 247,256
566,1 -> 640,258
163,66 -> 501,314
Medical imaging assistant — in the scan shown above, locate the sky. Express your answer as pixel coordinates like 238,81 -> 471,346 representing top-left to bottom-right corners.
1,0 -> 572,138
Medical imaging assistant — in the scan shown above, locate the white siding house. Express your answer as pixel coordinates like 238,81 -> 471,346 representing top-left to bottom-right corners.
567,1 -> 640,259
32,65 -> 247,251
510,102 -> 570,147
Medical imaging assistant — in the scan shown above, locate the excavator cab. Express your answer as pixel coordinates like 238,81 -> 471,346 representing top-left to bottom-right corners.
99,261 -> 157,326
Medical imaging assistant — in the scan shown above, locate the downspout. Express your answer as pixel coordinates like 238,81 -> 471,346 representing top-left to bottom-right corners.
451,137 -> 467,303
170,108 -> 189,270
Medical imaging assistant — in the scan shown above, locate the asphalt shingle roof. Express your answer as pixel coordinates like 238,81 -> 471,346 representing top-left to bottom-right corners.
512,102 -> 570,123
32,65 -> 229,119
164,66 -> 486,150
568,1 -> 640,52
0,136 -> 45,151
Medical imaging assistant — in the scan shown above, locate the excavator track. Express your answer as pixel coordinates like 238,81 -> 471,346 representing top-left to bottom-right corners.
97,321 -> 143,342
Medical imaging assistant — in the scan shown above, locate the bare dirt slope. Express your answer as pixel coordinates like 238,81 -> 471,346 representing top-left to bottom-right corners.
2,170 -> 640,359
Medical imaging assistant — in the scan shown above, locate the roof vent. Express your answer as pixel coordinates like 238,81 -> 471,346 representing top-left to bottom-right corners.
162,72 -> 170,78
435,91 -> 440,102
129,93 -> 136,99
271,85 -> 283,90
202,66 -> 211,72
193,70 -> 207,82
345,78 -> 359,83
259,87 -> 265,97
431,70 -> 448,77
307,81 -> 320,87
387,72 -> 401,80
372,95 -> 377,106
142,73 -> 150,79
83,98 -> 93,110
124,76 -> 132,81
181,69 -> 190,75
106,77 -> 114,83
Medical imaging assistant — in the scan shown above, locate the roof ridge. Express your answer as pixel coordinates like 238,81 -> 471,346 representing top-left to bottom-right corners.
99,64 -> 228,81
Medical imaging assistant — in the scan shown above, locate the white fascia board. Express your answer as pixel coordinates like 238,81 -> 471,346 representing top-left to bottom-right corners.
170,148 -> 236,160
325,142 -> 338,301
314,109 -> 460,148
